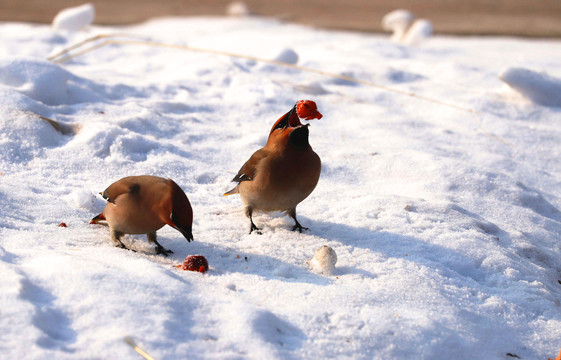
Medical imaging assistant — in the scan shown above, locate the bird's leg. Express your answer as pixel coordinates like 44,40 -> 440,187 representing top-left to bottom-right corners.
147,232 -> 173,256
111,229 -> 135,251
288,208 -> 309,233
246,207 -> 262,235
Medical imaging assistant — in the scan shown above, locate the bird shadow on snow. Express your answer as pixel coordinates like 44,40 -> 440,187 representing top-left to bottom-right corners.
159,234 -> 332,286
307,217 -> 491,285
114,217 -> 333,286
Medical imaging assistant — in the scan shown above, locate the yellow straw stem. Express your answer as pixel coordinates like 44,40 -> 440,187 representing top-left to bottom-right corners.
124,337 -> 156,360
48,34 -> 512,146
49,35 -> 478,114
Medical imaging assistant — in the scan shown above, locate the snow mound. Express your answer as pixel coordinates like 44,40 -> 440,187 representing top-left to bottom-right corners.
0,57 -> 103,105
499,67 -> 561,107
52,3 -> 95,32
272,48 -> 299,65
0,110 -> 63,165
382,9 -> 432,45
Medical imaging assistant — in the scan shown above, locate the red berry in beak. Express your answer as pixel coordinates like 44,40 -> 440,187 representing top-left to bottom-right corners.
296,100 -> 323,121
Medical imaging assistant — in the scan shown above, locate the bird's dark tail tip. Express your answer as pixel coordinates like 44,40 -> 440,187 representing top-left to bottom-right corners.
90,213 -> 105,224
223,185 -> 239,196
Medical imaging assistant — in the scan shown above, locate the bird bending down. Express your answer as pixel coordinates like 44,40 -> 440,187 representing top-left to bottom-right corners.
224,100 -> 323,234
90,175 -> 193,256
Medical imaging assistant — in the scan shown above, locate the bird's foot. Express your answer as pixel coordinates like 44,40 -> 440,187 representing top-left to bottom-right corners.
292,224 -> 309,233
155,246 -> 173,257
115,243 -> 136,252
249,223 -> 262,235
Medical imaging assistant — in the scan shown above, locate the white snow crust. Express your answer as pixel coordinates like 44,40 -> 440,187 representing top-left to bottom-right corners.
0,16 -> 560,360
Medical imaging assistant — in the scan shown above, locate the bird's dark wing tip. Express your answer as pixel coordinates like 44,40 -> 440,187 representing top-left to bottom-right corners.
232,173 -> 252,183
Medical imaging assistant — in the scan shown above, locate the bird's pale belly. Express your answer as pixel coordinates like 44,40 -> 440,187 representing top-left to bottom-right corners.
239,178 -> 317,213
104,203 -> 166,234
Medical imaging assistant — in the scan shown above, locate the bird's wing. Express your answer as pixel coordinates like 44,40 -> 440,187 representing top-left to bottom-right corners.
232,148 -> 268,183
223,149 -> 268,196
101,178 -> 140,203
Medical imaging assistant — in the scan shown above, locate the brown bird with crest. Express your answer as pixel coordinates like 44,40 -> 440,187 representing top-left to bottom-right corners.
91,175 -> 193,255
224,100 -> 323,233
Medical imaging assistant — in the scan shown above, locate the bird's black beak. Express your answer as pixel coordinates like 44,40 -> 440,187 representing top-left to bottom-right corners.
177,226 -> 194,243
272,105 -> 297,131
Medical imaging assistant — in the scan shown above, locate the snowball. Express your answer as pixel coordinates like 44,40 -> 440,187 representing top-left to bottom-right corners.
381,9 -> 432,45
52,3 -> 95,32
309,245 -> 337,275
227,1 -> 251,17
382,9 -> 414,42
499,67 -> 561,107
403,19 -> 433,46
272,48 -> 299,65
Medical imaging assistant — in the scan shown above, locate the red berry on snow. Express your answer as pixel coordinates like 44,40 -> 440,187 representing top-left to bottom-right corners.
181,255 -> 208,273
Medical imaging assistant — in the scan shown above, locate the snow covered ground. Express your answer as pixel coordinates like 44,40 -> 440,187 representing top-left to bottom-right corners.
1,15 -> 560,360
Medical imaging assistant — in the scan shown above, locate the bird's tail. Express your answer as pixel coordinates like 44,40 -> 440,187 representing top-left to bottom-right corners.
223,185 -> 239,196
89,213 -> 105,224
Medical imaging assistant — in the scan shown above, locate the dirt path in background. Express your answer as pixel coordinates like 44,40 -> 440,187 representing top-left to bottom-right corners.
1,0 -> 560,37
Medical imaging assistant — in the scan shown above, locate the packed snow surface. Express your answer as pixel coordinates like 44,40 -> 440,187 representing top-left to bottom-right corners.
1,16 -> 560,360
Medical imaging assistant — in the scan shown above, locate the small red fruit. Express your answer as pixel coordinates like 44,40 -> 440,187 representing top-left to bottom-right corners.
296,100 -> 323,121
181,255 -> 208,273
58,222 -> 67,227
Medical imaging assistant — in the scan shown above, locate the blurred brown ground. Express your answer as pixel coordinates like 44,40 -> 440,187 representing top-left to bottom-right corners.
1,0 -> 561,37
